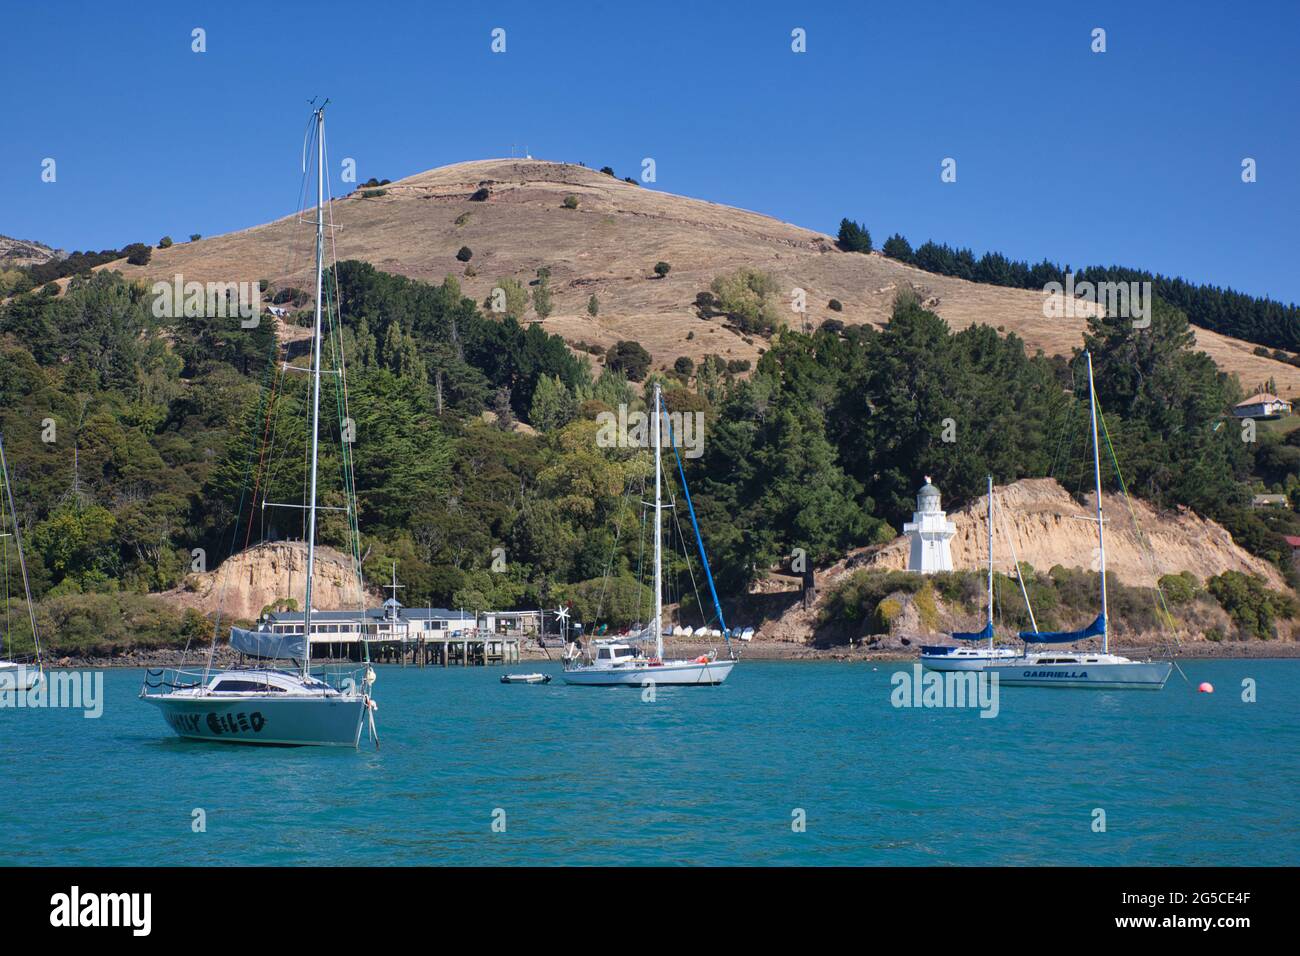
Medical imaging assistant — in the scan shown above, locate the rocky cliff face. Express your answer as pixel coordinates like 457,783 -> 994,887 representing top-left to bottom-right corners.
0,235 -> 63,268
864,477 -> 1284,589
162,541 -> 380,622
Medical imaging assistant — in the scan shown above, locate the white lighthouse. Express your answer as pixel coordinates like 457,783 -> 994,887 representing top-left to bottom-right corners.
904,476 -> 956,574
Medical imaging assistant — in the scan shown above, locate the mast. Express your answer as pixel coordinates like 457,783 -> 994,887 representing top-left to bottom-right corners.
0,433 -> 40,670
1086,351 -> 1108,653
985,475 -> 993,654
301,104 -> 327,679
652,382 -> 663,661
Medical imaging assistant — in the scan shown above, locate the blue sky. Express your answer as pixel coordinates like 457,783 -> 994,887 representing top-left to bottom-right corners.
3,0 -> 1297,302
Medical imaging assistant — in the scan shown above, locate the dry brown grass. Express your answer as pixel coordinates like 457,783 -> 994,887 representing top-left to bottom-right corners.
97,158 -> 1300,396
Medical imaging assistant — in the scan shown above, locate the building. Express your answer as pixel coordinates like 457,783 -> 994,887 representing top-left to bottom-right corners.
1284,535 -> 1300,565
903,477 -> 956,574
1251,493 -> 1290,510
1233,393 -> 1293,419
259,603 -> 477,647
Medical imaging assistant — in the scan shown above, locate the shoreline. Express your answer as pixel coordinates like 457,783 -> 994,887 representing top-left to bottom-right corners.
38,638 -> 1300,669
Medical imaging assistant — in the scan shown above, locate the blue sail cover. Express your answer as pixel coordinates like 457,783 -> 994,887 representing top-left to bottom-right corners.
230,626 -> 305,660
1019,613 -> 1106,644
951,621 -> 994,642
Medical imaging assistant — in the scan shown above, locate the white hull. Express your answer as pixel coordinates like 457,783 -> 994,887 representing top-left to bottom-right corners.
920,648 -> 1020,672
563,658 -> 735,686
141,669 -> 368,746
985,658 -> 1172,689
0,662 -> 41,692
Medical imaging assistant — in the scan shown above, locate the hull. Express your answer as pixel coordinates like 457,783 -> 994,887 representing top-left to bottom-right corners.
141,693 -> 367,747
563,659 -> 735,686
985,659 -> 1172,689
0,662 -> 42,692
920,649 -> 1019,672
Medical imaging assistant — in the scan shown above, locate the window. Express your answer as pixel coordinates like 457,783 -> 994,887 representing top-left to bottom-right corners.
213,680 -> 286,693
598,648 -> 612,660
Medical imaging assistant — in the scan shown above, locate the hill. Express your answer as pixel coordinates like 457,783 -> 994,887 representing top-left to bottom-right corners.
0,234 -> 62,269
95,158 -> 1300,397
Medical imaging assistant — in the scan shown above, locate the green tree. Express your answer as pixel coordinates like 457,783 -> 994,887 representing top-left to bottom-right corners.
837,219 -> 872,253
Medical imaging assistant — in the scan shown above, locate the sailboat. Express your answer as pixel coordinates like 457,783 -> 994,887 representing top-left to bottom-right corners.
0,432 -> 43,693
984,352 -> 1173,689
141,103 -> 378,744
563,382 -> 737,686
920,476 -> 1019,672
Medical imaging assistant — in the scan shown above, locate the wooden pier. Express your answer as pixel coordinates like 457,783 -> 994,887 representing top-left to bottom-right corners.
364,631 -> 521,667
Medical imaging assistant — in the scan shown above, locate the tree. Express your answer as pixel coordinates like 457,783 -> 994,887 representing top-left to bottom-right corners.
484,278 -> 529,321
189,234 -> 202,242
529,374 -> 578,431
587,294 -> 599,317
456,246 -> 473,262
673,356 -> 694,377
605,341 -> 651,381
158,236 -> 173,248
123,243 -> 151,266
837,219 -> 872,253
882,233 -> 913,261
532,274 -> 553,320
654,261 -> 671,279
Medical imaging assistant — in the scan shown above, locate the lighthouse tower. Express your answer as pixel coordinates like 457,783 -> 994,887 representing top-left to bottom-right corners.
904,477 -> 956,574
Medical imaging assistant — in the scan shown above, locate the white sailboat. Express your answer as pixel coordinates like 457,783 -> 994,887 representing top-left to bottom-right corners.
141,103 -> 378,744
921,475 -> 1019,672
563,382 -> 736,686
0,431 -> 43,694
985,352 -> 1172,690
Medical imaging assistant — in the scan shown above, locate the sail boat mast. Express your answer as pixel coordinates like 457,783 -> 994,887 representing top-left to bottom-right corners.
1086,351 -> 1108,654
652,382 -> 663,661
0,433 -> 40,670
301,103 -> 327,679
985,475 -> 993,655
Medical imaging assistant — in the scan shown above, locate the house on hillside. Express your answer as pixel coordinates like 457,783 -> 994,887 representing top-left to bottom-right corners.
1284,535 -> 1300,566
1252,493 -> 1290,509
1233,393 -> 1293,419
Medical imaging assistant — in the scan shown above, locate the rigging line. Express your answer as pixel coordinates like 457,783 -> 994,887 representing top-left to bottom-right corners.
196,333 -> 280,680
994,491 -> 1039,634
669,486 -> 710,629
243,346 -> 287,551
591,469 -> 638,628
1096,403 -> 1184,660
663,408 -> 728,639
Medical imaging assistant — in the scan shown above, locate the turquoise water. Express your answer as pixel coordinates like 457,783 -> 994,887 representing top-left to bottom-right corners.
2,660 -> 1296,866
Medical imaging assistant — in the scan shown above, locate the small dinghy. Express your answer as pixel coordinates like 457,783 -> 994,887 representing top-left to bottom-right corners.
500,673 -> 551,684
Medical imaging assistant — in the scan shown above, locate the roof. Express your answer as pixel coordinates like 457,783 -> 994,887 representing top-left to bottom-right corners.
1284,535 -> 1300,547
1236,393 -> 1289,407
265,606 -> 476,623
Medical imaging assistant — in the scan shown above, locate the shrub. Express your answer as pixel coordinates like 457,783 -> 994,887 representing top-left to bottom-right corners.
600,166 -> 616,177
587,294 -> 599,317
454,212 -> 471,226
456,246 -> 473,262
1158,571 -> 1200,606
605,340 -> 651,381
673,356 -> 694,377
914,585 -> 939,631
820,318 -> 846,335
726,359 -> 751,374
189,234 -> 202,242
470,187 -> 490,202
562,195 -> 579,210
273,287 -> 306,305
158,236 -> 173,248
654,261 -> 671,279
874,598 -> 903,631
361,189 -> 387,198
123,243 -> 152,266
1207,571 -> 1299,639
708,268 -> 782,335
1253,346 -> 1271,357
828,298 -> 843,311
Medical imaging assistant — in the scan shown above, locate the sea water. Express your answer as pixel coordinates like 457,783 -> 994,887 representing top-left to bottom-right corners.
1,660 -> 1295,865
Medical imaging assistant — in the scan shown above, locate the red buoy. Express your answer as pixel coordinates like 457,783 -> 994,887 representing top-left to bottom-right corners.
1198,681 -> 1214,694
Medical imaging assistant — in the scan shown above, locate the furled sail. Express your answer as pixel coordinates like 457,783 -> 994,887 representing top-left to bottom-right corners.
951,621 -> 994,642
230,626 -> 305,660
1019,614 -> 1106,644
